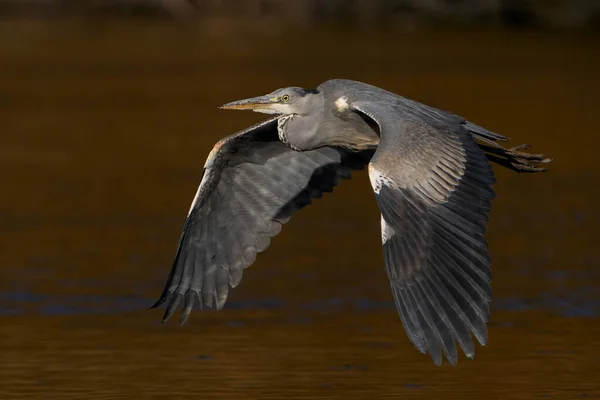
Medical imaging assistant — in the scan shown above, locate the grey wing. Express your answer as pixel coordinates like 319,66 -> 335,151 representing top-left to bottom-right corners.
351,101 -> 495,366
151,118 -> 373,324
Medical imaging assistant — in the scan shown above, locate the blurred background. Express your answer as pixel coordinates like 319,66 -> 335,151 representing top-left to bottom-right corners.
0,1 -> 599,399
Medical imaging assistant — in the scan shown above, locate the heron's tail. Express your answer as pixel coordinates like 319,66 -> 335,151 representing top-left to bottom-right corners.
478,142 -> 552,173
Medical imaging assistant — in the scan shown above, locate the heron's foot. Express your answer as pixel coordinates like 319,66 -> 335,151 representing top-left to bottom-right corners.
505,144 -> 552,173
480,142 -> 552,173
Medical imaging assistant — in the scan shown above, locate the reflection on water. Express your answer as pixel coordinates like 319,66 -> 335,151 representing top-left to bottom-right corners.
1,287 -> 599,318
1,20 -> 599,399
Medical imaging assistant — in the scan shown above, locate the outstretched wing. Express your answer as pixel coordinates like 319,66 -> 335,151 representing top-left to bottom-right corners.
350,101 -> 495,366
152,117 -> 373,324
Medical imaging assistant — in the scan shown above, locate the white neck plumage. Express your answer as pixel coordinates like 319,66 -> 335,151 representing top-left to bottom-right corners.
277,114 -> 301,150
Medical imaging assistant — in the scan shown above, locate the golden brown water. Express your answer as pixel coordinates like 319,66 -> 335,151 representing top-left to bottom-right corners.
1,21 -> 599,399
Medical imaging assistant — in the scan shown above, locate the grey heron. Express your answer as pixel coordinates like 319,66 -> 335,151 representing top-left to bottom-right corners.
151,79 -> 551,365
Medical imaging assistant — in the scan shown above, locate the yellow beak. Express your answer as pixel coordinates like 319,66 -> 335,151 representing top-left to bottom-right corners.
219,95 -> 276,111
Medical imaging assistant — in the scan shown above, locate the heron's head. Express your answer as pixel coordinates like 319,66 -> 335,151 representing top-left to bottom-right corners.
219,87 -> 319,116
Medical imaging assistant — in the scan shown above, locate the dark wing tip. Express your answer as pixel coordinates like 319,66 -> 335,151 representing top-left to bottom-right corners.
149,295 -> 168,310
161,293 -> 182,323
179,291 -> 198,325
151,291 -> 202,325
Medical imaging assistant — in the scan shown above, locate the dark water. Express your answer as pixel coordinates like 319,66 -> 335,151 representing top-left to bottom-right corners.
1,21 -> 599,399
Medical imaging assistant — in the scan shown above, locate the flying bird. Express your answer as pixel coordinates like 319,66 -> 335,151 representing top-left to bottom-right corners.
151,79 -> 551,365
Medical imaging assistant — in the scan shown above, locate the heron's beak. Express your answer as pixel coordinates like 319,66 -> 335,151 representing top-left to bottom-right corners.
219,95 -> 278,113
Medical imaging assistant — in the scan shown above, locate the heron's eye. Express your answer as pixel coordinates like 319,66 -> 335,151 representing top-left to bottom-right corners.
281,94 -> 290,102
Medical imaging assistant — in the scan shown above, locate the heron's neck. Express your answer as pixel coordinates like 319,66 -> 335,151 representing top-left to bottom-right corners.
277,113 -> 321,151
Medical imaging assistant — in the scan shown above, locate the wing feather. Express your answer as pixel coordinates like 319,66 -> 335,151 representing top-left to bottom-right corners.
350,100 -> 495,365
152,118 -> 373,323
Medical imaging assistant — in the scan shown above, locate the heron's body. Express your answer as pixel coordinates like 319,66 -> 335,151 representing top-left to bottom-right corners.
151,79 -> 551,366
